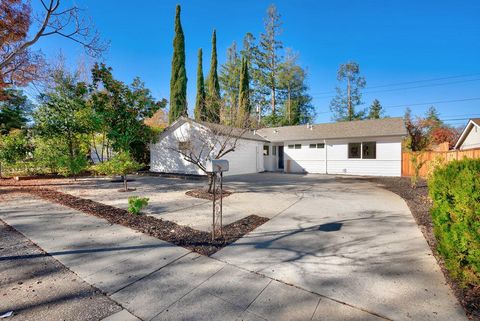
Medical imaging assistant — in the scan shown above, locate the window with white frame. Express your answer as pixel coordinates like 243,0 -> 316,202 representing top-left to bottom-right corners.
309,143 -> 325,149
294,144 -> 301,149
348,143 -> 361,158
263,145 -> 270,156
362,142 -> 376,159
348,142 -> 376,159
272,146 -> 277,155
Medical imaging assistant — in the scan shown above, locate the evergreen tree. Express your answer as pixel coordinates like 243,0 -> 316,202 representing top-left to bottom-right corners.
0,89 -> 32,134
168,5 -> 188,124
424,106 -> 442,134
253,4 -> 283,117
329,61 -> 366,121
425,106 -> 441,125
206,30 -> 221,123
367,99 -> 385,119
219,41 -> 241,124
194,48 -> 206,121
236,57 -> 251,126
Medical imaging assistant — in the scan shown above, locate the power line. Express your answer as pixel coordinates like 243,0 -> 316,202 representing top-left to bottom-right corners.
312,78 -> 480,99
310,72 -> 480,96
382,97 -> 480,109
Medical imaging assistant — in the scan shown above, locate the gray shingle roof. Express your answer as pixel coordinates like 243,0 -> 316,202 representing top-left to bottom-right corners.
193,119 -> 269,142
256,117 -> 407,142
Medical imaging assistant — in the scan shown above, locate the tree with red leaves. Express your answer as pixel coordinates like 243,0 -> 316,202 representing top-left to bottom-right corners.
430,126 -> 460,149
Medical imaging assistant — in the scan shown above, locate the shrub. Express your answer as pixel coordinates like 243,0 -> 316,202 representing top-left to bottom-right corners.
429,158 -> 480,286
57,155 -> 88,179
128,196 -> 149,215
410,151 -> 427,188
92,151 -> 142,191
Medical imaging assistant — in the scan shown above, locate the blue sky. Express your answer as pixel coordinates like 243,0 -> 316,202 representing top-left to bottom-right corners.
31,0 -> 480,126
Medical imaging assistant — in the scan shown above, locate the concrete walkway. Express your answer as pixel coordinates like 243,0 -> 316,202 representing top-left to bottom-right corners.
0,196 -> 387,321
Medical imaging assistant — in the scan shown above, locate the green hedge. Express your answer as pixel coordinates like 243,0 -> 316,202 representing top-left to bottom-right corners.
429,158 -> 480,286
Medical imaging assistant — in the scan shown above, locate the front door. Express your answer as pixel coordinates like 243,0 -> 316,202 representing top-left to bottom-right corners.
278,146 -> 284,169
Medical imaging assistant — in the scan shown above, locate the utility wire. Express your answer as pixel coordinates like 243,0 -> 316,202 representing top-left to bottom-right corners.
382,97 -> 480,109
312,78 -> 480,99
310,72 -> 480,96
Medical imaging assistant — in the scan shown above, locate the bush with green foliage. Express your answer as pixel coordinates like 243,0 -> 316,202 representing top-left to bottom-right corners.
93,151 -> 142,191
128,196 -> 149,215
0,129 -> 31,177
56,154 -> 88,178
429,158 -> 480,287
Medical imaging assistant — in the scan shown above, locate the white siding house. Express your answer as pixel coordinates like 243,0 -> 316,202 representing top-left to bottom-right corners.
150,117 -> 406,177
257,118 -> 406,177
454,118 -> 480,150
150,117 -> 266,176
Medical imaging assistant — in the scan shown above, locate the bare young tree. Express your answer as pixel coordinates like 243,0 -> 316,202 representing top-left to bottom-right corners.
169,116 -> 256,193
1,0 -> 106,91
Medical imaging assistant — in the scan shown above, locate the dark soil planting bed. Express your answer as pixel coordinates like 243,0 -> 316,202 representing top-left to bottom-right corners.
186,188 -> 233,201
0,184 -> 268,256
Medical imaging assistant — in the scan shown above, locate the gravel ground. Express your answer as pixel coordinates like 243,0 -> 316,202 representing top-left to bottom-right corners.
364,176 -> 480,321
0,210 -> 121,321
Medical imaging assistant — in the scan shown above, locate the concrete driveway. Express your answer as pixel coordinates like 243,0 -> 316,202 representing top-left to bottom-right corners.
1,173 -> 467,320
215,173 -> 466,321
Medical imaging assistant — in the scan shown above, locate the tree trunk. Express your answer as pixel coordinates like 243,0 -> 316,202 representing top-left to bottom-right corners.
347,77 -> 352,121
271,87 -> 276,115
123,175 -> 128,192
205,173 -> 215,194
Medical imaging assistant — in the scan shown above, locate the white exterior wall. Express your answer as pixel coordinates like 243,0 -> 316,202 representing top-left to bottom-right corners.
263,144 -> 282,171
282,136 -> 402,177
459,125 -> 480,150
150,122 -> 264,176
284,140 -> 326,173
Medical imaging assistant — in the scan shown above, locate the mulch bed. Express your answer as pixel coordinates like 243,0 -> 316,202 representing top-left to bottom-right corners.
186,188 -> 233,201
0,181 -> 268,256
363,176 -> 480,321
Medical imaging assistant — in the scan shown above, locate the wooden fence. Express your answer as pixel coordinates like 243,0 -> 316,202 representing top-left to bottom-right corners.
402,148 -> 480,177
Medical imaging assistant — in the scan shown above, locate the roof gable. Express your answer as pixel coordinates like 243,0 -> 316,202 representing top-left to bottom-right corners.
159,117 -> 268,143
454,118 -> 480,149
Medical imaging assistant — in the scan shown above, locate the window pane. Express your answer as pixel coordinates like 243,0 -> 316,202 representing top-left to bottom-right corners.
263,145 -> 269,156
288,145 -> 294,149
362,142 -> 376,159
272,146 -> 277,155
309,144 -> 316,148
318,143 -> 325,149
294,144 -> 301,149
348,143 -> 361,158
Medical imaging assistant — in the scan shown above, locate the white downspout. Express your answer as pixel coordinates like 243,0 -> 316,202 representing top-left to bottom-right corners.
324,139 -> 328,174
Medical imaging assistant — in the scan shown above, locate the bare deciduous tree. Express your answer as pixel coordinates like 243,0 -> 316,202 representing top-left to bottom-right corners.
169,116 -> 257,193
1,0 -> 107,91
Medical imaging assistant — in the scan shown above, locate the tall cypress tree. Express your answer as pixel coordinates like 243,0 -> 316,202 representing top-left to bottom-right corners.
206,30 -> 221,123
194,48 -> 206,121
168,5 -> 187,124
237,57 -> 250,127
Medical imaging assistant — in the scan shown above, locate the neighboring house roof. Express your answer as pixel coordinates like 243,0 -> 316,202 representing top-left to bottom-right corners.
256,117 -> 407,142
454,118 -> 480,150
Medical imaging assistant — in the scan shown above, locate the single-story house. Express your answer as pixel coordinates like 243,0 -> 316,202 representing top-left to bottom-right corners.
454,118 -> 480,150
150,117 -> 407,177
150,117 -> 268,176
